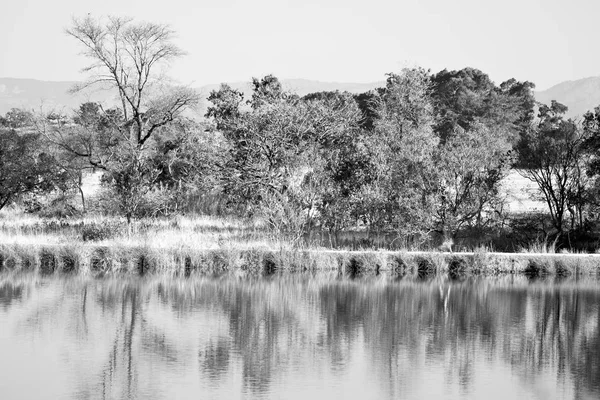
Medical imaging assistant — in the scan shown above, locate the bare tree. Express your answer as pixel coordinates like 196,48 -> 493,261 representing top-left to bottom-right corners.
66,15 -> 199,149
37,16 -> 201,222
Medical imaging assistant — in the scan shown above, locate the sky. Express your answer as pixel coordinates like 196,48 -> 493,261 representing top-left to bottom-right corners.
0,0 -> 598,90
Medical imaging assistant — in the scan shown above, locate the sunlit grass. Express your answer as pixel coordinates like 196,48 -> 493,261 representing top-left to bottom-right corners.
1,207 -> 600,277
0,208 -> 285,250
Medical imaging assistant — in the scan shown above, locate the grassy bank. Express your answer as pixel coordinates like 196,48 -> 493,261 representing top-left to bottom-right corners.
0,213 -> 278,250
1,212 -> 599,278
1,242 -> 599,278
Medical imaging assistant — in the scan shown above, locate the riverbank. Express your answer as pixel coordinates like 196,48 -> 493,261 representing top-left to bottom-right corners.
1,242 -> 599,277
1,212 -> 599,277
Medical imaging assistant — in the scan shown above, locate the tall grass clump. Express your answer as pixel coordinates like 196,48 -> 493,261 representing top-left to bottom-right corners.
523,257 -> 552,277
471,246 -> 492,274
81,222 -> 124,241
520,236 -> 559,254
0,244 -> 38,272
390,254 -> 411,276
414,255 -> 438,278
448,256 -> 469,278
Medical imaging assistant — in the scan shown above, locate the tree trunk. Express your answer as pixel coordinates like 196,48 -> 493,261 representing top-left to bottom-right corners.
78,172 -> 86,213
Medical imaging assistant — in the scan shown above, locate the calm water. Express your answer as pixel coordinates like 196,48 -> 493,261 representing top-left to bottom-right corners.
0,274 -> 599,400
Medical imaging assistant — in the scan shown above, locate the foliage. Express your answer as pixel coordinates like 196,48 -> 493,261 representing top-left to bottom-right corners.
431,68 -> 535,143
5,13 -> 598,250
433,123 -> 513,237
365,68 -> 439,236
580,105 -> 600,222
65,15 -> 198,144
207,77 -> 364,239
81,221 -> 124,241
41,16 -> 201,222
517,101 -> 589,234
21,192 -> 81,219
0,128 -> 67,211
0,108 -> 34,129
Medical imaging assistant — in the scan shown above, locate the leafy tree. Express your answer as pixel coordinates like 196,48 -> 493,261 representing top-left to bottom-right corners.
249,74 -> 291,109
0,128 -> 66,211
149,118 -> 222,213
431,68 -> 535,143
426,68 -> 536,240
206,84 -> 245,131
433,123 -> 513,238
580,105 -> 600,221
365,68 -> 439,237
365,68 -> 518,242
207,77 -> 362,239
497,78 -> 537,141
1,108 -> 34,129
353,91 -> 381,131
431,68 -> 497,139
49,101 -> 212,219
517,101 -> 589,235
300,91 -> 375,234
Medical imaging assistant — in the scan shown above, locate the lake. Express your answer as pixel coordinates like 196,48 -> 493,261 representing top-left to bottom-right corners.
0,274 -> 598,399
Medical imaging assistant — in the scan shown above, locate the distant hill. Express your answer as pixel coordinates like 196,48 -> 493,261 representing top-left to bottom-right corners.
0,77 -> 384,116
3,76 -> 600,119
535,76 -> 600,118
0,78 -> 115,115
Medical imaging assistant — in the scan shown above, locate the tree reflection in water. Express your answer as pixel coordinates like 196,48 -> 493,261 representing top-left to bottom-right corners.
0,274 -> 598,399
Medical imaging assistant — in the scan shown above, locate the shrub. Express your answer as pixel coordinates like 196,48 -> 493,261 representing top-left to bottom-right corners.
416,256 -> 436,278
263,253 -> 277,275
21,192 -> 82,219
524,258 -> 551,277
346,257 -> 363,277
391,255 -> 410,276
448,256 -> 468,277
554,260 -> 572,277
39,250 -> 57,274
81,222 -> 123,241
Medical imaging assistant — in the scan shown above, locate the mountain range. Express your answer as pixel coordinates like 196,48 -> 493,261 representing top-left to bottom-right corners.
1,76 -> 599,118
534,76 -> 600,118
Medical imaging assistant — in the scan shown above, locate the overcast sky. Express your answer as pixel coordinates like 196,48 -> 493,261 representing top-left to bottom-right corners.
0,0 -> 598,90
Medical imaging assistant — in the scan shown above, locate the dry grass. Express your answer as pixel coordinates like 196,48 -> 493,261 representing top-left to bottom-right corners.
0,243 -> 599,278
1,208 -> 600,278
0,210 -> 283,251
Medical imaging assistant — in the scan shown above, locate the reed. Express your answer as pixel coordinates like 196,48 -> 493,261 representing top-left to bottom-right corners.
2,243 -> 598,278
1,212 -> 599,278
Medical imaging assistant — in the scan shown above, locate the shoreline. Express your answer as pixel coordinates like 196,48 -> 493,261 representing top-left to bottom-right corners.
1,242 -> 599,277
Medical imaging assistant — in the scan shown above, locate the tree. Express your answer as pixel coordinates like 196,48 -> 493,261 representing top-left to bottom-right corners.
497,78 -> 537,142
365,68 -> 439,238
249,74 -> 291,109
431,68 -> 497,140
366,68 -> 517,242
206,84 -> 245,131
431,68 -> 535,144
517,101 -> 589,235
0,128 -> 66,211
300,91 -> 375,235
207,77 -> 362,239
433,123 -> 513,238
1,108 -> 34,129
43,16 -> 200,222
65,16 -> 198,147
353,91 -> 381,131
148,118 -> 222,213
580,105 -> 600,221
427,68 -> 536,241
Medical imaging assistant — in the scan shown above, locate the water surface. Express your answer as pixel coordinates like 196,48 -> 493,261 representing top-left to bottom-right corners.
0,274 -> 598,399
